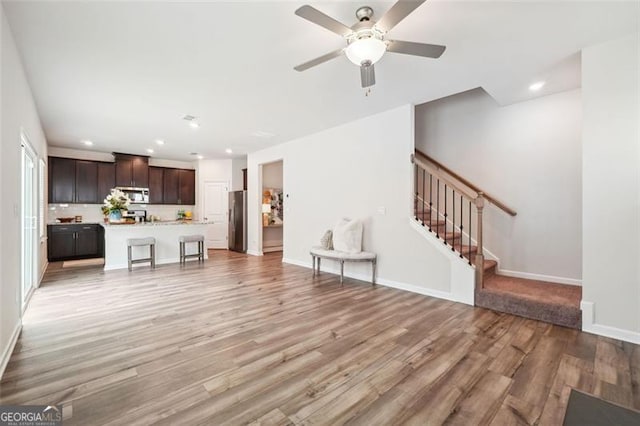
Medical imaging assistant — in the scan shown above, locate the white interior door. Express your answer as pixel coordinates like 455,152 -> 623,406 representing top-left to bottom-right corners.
21,138 -> 37,308
203,181 -> 228,249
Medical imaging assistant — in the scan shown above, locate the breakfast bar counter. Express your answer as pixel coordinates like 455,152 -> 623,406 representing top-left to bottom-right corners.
101,221 -> 211,270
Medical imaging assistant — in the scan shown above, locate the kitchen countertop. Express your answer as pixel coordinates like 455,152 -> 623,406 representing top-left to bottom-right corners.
48,222 -> 102,226
101,220 -> 212,227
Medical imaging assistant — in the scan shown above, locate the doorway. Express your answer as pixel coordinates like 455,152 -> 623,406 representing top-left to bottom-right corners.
21,133 -> 38,308
261,160 -> 283,253
203,181 -> 228,249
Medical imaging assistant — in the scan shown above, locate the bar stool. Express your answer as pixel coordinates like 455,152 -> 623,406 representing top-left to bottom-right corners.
179,235 -> 205,264
127,237 -> 156,271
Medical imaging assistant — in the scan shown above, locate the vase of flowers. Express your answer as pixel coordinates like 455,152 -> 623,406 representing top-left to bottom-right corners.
103,188 -> 131,222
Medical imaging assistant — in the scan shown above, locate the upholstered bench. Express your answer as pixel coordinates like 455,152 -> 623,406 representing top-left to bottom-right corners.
310,246 -> 376,286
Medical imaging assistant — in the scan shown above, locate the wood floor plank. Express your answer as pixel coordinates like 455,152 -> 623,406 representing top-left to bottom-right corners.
0,251 -> 638,425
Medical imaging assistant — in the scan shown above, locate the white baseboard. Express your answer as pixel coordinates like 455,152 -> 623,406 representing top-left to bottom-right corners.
581,301 -> 640,344
282,257 -> 470,305
38,261 -> 48,288
247,249 -> 263,256
497,269 -> 582,286
0,322 -> 22,380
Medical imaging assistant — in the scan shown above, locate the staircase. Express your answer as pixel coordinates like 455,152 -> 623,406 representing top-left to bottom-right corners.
412,150 -> 581,329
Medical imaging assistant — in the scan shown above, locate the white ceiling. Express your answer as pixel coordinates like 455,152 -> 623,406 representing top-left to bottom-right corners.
3,1 -> 639,161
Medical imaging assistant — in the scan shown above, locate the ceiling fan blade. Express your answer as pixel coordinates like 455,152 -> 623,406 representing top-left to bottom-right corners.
360,62 -> 376,88
386,40 -> 446,58
376,0 -> 427,33
295,5 -> 353,37
294,48 -> 345,72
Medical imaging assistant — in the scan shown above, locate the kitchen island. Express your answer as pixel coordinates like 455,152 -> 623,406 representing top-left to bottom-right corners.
101,221 -> 211,270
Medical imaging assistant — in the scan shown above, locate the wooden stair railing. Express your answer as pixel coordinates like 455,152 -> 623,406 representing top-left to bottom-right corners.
414,148 -> 517,217
411,153 -> 512,290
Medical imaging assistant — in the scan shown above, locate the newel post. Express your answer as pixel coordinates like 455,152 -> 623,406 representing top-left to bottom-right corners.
474,192 -> 485,290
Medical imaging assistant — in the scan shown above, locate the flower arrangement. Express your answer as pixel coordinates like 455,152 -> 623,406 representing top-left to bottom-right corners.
103,188 -> 131,213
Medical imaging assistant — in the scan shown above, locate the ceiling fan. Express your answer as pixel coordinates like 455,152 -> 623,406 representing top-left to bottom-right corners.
293,0 -> 446,89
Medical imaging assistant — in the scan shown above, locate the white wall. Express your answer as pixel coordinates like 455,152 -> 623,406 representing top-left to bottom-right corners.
1,5 -> 48,376
247,105 -> 471,299
415,88 -> 583,285
231,156 -> 247,191
581,34 -> 640,342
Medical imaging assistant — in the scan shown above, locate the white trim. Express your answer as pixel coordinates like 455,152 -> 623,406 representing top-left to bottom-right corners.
581,301 -> 640,344
0,322 -> 22,381
247,249 -> 263,256
38,261 -> 48,288
497,269 -> 582,287
282,257 -> 472,306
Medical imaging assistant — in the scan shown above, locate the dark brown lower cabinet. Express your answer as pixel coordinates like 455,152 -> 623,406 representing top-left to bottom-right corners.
48,224 -> 104,261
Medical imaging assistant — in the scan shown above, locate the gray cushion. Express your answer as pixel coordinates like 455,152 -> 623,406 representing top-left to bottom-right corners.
310,246 -> 376,260
179,234 -> 204,243
127,237 -> 155,246
320,230 -> 333,250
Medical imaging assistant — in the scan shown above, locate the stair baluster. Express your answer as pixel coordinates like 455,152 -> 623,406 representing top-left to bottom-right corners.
429,175 -> 433,231
475,193 -> 485,290
436,179 -> 440,238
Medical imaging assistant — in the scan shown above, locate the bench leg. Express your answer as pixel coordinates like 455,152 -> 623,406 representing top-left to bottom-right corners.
340,260 -> 344,286
312,255 -> 316,277
317,257 -> 321,275
372,259 -> 377,286
128,246 -> 132,271
151,244 -> 156,269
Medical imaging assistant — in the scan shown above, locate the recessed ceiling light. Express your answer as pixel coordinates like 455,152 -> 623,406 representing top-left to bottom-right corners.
146,148 -> 154,154
155,139 -> 165,145
529,81 -> 545,91
82,140 -> 93,146
225,148 -> 233,154
189,121 -> 200,129
197,155 -> 204,160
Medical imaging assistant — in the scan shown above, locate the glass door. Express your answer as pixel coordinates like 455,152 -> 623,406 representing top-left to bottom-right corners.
21,136 -> 37,308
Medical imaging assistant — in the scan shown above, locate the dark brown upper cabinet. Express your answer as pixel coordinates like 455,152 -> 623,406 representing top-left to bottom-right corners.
162,168 -> 180,204
148,166 -> 164,204
97,162 -> 115,201
114,153 -> 149,188
50,157 -> 115,204
49,157 -> 76,203
75,160 -> 98,203
179,169 -> 196,205
48,155 -> 194,205
162,168 -> 195,205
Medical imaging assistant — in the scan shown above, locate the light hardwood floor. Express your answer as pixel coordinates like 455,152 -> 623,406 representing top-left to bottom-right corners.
1,251 -> 638,425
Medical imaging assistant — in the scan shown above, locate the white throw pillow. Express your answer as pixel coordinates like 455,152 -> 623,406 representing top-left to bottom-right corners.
332,218 -> 363,253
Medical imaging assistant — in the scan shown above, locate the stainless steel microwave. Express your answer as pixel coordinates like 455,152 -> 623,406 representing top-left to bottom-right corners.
116,187 -> 150,204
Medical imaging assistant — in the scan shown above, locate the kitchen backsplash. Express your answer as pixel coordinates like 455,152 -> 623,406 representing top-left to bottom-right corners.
48,204 -> 197,223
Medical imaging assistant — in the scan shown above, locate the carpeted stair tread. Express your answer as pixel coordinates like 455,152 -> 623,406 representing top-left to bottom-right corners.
483,260 -> 497,274
483,275 -> 581,307
476,275 -> 582,329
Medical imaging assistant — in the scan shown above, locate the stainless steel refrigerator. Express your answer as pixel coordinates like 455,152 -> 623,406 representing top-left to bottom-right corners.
228,190 -> 247,253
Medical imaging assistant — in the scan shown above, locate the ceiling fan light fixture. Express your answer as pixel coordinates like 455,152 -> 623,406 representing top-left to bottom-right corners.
345,37 -> 386,66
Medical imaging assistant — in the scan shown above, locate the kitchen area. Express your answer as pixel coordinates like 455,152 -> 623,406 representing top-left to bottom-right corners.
46,148 -> 248,270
